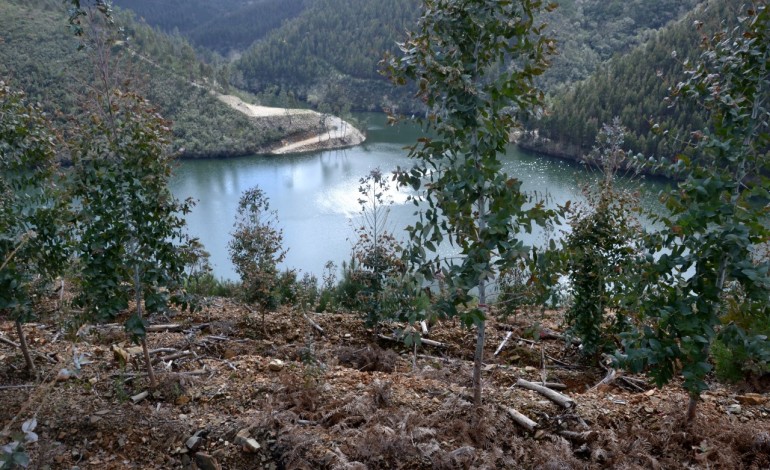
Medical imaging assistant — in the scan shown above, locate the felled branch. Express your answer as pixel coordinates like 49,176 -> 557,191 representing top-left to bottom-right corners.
303,313 -> 325,336
558,430 -> 597,444
378,334 -> 446,348
494,331 -> 512,356
504,406 -> 538,431
516,378 -> 575,409
0,334 -> 20,349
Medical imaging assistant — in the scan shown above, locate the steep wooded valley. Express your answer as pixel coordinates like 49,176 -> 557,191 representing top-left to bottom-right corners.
2,1 -> 770,469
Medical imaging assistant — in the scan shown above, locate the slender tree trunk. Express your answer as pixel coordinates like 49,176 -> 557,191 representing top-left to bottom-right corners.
686,395 -> 698,423
472,312 -> 486,406
135,265 -> 156,389
15,320 -> 35,373
472,194 -> 487,406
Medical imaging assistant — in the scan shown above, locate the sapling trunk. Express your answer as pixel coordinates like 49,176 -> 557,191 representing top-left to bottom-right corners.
135,265 -> 156,389
686,395 -> 698,423
15,320 -> 35,373
472,194 -> 487,406
472,317 -> 486,406
141,335 -> 156,389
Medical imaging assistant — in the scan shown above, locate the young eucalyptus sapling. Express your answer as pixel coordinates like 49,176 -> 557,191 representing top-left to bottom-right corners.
0,83 -> 70,373
563,118 -> 643,358
620,3 -> 770,421
229,187 -> 286,331
72,90 -> 195,389
350,168 -> 404,325
385,0 -> 556,405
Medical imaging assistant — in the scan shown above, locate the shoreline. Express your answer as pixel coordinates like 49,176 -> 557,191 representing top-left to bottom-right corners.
212,92 -> 365,156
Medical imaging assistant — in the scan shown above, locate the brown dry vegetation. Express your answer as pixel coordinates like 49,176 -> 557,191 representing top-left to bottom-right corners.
1,298 -> 769,469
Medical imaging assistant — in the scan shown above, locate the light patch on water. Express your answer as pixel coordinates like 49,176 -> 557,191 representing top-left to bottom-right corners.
315,179 -> 412,217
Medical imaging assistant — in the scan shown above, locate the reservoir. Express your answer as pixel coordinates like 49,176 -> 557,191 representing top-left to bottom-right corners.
170,114 -> 666,280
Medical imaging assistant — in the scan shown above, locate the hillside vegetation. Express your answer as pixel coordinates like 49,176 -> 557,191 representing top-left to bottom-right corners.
0,0 -> 322,158
109,0 -> 705,114
525,0 -> 744,164
112,0 -> 308,57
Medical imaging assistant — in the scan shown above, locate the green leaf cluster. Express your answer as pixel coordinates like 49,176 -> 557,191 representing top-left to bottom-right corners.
619,2 -> 770,400
71,90 -> 194,337
228,187 -> 287,315
0,82 -> 70,324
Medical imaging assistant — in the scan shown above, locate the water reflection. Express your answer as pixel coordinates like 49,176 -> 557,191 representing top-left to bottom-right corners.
170,113 -> 667,280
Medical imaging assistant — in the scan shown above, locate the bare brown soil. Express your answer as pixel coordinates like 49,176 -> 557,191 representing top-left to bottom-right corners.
1,299 -> 769,469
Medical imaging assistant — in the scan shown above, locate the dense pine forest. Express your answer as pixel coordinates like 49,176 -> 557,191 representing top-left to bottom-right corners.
112,0 -> 706,115
524,0 -> 745,165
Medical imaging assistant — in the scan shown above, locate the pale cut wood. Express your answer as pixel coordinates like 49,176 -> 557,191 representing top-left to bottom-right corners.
148,348 -> 178,355
420,320 -> 429,335
533,382 -> 568,391
590,368 -> 617,391
0,384 -> 35,390
494,331 -> 513,356
420,337 -> 445,348
377,334 -> 446,348
146,323 -> 183,332
159,350 -> 194,362
516,378 -> 575,409
505,406 -> 538,431
303,313 -> 325,335
131,391 -> 149,403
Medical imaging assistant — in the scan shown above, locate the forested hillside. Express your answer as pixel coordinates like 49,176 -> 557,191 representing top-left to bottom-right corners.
233,0 -> 704,112
0,0 -> 293,158
112,0 -> 308,57
232,0 -> 421,112
524,0 -> 744,164
109,0 -> 704,114
540,0 -> 702,90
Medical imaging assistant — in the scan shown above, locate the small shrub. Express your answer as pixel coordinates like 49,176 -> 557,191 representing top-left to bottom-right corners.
563,119 -> 642,358
229,186 -> 286,327
0,418 -> 38,469
315,261 -> 337,313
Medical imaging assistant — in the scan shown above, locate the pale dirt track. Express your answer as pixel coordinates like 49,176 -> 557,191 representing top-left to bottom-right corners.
215,93 -> 365,154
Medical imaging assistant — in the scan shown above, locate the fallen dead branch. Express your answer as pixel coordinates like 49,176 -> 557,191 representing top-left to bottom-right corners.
504,406 -> 538,431
558,430 -> 597,444
0,333 -> 56,364
148,348 -> 178,355
591,362 -> 617,391
619,375 -> 648,392
545,354 -> 583,369
0,334 -> 20,349
159,350 -> 195,362
532,381 -> 568,391
303,313 -> 325,336
378,334 -> 446,348
494,331 -> 512,356
516,378 -> 575,409
131,391 -> 149,404
146,324 -> 183,333
0,384 -> 36,390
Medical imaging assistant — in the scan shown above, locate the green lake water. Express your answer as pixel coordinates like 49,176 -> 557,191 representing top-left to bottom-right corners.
170,114 -> 667,280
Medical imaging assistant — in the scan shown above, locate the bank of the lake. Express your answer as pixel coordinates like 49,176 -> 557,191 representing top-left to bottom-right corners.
170,113 -> 668,280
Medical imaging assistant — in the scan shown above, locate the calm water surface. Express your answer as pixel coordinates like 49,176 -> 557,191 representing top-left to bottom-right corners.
170,114 -> 666,280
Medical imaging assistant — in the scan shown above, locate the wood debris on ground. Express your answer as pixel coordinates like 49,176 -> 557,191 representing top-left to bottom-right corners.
1,298 -> 769,469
